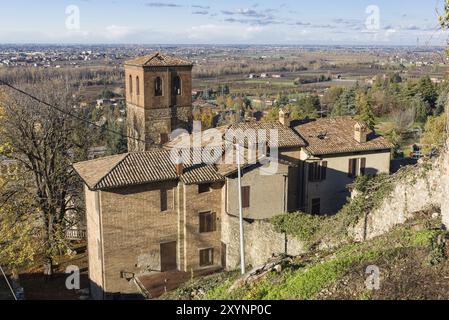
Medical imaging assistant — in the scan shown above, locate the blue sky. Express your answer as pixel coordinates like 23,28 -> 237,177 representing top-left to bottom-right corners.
0,0 -> 447,45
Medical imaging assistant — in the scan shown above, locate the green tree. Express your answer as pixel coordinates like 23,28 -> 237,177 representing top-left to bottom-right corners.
355,92 -> 375,129
421,113 -> 447,153
417,76 -> 438,108
263,107 -> 280,122
332,88 -> 357,116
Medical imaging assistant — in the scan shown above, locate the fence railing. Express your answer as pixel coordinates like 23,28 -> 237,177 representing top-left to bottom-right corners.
65,229 -> 86,240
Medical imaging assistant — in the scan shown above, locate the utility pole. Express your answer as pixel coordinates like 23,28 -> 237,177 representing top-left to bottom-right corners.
235,143 -> 246,275
0,266 -> 17,300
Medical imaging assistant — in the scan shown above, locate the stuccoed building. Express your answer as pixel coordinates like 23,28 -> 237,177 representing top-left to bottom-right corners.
73,53 -> 393,299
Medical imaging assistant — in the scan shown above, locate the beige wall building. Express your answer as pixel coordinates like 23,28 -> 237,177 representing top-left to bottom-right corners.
292,117 -> 393,214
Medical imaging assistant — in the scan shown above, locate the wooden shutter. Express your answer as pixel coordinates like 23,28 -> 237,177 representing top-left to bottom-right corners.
360,158 -> 366,176
160,189 -> 168,212
242,186 -> 250,208
348,159 -> 355,178
321,161 -> 327,180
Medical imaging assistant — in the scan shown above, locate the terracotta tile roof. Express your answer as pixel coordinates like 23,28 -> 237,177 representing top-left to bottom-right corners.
293,117 -> 394,156
227,122 -> 306,148
125,52 -> 193,67
73,150 -> 223,191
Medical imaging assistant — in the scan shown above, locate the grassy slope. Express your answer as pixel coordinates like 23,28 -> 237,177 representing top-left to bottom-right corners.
163,216 -> 449,300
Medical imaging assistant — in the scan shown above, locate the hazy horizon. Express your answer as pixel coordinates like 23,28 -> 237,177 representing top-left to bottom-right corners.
0,0 -> 447,46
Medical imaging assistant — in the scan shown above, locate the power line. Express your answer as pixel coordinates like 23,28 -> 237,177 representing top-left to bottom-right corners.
0,79 -> 147,145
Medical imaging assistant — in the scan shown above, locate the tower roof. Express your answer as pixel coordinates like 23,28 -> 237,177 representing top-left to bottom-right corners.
125,52 -> 193,67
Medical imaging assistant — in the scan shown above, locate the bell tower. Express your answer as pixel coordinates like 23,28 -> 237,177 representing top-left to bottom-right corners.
124,52 -> 193,151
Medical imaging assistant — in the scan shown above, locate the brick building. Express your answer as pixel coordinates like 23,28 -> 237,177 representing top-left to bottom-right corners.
73,53 -> 394,299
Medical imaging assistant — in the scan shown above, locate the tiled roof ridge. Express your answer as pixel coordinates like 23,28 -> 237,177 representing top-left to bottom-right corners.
93,153 -> 131,190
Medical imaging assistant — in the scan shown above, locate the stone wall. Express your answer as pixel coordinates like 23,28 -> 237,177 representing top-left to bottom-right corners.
221,213 -> 305,270
441,109 -> 449,226
352,159 -> 444,241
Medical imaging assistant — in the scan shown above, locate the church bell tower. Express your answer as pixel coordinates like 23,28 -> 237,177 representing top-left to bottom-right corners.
124,52 -> 193,151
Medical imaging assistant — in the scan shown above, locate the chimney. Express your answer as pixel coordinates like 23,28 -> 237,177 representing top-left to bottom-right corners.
279,108 -> 291,127
176,162 -> 184,176
354,122 -> 368,143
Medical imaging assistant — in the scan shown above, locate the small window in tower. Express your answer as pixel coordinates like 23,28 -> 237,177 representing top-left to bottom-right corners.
173,76 -> 181,95
136,76 -> 140,96
155,77 -> 163,96
129,75 -> 133,95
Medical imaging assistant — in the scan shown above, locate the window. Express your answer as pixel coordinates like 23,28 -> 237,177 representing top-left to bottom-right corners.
198,183 -> 211,194
160,133 -> 168,144
199,212 -> 216,233
173,76 -> 181,95
311,198 -> 321,215
129,75 -> 133,95
199,248 -> 214,266
136,76 -> 140,96
160,189 -> 168,212
308,161 -> 327,182
241,186 -> 250,208
155,77 -> 163,96
348,158 -> 366,178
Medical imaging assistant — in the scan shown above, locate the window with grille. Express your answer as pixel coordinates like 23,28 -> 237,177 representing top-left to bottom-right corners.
199,248 -> 214,266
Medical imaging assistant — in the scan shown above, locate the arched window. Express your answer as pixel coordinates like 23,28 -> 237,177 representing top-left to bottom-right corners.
173,76 -> 181,95
155,77 -> 163,96
129,75 -> 133,95
136,76 -> 140,96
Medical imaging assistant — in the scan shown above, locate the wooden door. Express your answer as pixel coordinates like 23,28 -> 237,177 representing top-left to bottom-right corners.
160,241 -> 177,272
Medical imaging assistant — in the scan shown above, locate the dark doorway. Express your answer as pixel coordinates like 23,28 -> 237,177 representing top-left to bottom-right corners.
311,198 -> 321,215
160,241 -> 177,272
221,242 -> 227,268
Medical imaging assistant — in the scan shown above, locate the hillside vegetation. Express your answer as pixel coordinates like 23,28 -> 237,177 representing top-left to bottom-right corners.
163,211 -> 449,300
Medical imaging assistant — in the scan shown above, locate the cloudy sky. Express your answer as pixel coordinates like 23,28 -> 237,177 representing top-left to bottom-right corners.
0,0 -> 447,45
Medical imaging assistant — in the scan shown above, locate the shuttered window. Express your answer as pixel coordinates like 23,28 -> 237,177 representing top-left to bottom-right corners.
242,186 -> 250,208
199,248 -> 214,266
199,212 -> 216,233
348,158 -> 366,178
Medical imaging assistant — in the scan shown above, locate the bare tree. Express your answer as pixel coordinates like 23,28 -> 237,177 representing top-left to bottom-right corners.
0,79 -> 88,274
